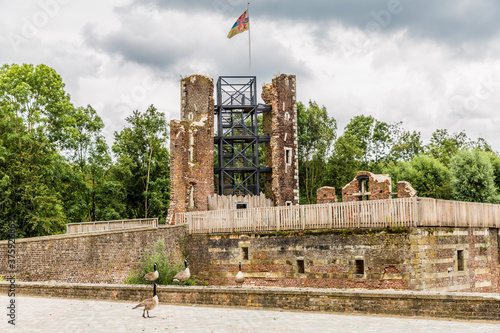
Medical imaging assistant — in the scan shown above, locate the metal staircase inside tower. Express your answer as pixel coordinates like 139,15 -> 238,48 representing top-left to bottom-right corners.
214,76 -> 271,196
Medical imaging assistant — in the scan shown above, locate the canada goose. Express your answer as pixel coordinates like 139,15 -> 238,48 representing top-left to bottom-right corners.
143,263 -> 159,282
132,283 -> 158,318
173,259 -> 190,283
235,262 -> 245,287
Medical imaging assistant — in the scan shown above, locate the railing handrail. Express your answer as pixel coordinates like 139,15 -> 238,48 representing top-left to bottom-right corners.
178,197 -> 500,234
67,217 -> 158,226
67,218 -> 159,234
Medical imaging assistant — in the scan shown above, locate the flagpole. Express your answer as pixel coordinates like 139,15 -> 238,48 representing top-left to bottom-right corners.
248,2 -> 251,76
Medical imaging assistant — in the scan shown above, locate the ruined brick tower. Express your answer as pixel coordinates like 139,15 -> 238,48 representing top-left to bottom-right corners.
166,75 -> 214,224
167,74 -> 298,223
262,74 -> 299,206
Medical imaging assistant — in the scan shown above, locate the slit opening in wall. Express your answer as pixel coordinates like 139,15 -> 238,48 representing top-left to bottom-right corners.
285,148 -> 292,166
235,202 -> 248,209
457,250 -> 464,271
242,247 -> 249,260
297,259 -> 305,274
355,259 -> 364,275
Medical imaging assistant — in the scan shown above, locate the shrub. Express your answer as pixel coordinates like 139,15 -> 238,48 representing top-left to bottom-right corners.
125,238 -> 188,285
451,149 -> 499,203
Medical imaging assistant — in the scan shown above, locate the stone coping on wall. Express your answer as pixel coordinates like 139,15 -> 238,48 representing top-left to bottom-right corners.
0,224 -> 186,245
1,282 -> 499,321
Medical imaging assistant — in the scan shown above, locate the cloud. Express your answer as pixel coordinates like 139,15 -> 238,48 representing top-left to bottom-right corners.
129,0 -> 500,46
2,0 -> 500,153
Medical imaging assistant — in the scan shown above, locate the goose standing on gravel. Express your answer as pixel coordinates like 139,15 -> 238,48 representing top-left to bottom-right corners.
132,283 -> 158,318
235,262 -> 245,287
143,262 -> 159,282
173,259 -> 190,283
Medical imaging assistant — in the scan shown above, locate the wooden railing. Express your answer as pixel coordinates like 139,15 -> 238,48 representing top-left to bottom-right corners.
66,218 -> 159,234
177,198 -> 500,234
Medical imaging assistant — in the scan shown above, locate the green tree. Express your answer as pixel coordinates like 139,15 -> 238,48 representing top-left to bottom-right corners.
61,105 -> 119,222
389,123 -> 423,162
326,132 -> 363,198
425,129 -> 470,166
0,64 -> 74,238
450,150 -> 498,203
384,155 -> 452,199
297,101 -> 336,204
342,115 -> 396,170
112,105 -> 170,220
343,115 -> 374,165
487,153 -> 500,191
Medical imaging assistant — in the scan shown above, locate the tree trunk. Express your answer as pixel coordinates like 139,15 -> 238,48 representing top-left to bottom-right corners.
145,141 -> 153,218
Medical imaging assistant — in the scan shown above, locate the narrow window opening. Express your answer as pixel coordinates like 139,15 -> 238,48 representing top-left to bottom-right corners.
361,180 -> 369,201
188,133 -> 194,162
242,247 -> 249,260
189,185 -> 194,208
235,202 -> 248,209
355,259 -> 364,275
284,111 -> 290,121
297,259 -> 305,274
457,250 -> 464,271
285,148 -> 292,166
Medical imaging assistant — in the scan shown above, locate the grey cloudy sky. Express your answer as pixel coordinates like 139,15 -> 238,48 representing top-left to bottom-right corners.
1,0 -> 500,154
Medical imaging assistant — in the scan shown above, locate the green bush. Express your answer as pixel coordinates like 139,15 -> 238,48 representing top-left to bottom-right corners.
125,238 -> 188,285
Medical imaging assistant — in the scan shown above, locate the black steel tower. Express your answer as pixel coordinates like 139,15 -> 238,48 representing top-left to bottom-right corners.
214,76 -> 271,195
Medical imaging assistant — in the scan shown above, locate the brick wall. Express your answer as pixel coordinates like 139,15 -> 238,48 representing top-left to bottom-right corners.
3,282 -> 500,321
186,230 -> 412,289
342,171 -> 392,202
186,227 -> 499,293
411,227 -> 499,292
2,224 -> 496,293
0,226 -> 186,284
397,181 -> 417,198
166,75 -> 214,224
316,186 -> 337,204
261,74 -> 299,206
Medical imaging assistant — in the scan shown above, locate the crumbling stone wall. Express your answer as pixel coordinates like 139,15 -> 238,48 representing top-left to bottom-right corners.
187,230 -> 413,289
261,74 -> 299,206
342,171 -> 392,202
186,227 -> 499,293
411,228 -> 498,293
397,181 -> 417,198
316,187 -> 337,204
166,75 -> 214,224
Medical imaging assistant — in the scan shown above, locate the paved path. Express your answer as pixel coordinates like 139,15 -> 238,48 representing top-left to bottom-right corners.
1,296 -> 499,332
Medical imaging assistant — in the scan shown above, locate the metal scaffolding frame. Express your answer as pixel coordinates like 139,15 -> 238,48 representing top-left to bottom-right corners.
214,76 -> 271,196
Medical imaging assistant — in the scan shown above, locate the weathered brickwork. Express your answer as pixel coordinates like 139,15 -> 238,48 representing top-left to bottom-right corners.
166,75 -> 214,224
1,226 -> 498,294
3,282 -> 500,321
186,227 -> 499,293
397,181 -> 417,198
410,228 -> 499,293
316,186 -> 337,204
167,74 -> 298,214
261,74 -> 299,206
342,171 -> 392,202
0,226 -> 186,284
187,231 -> 413,289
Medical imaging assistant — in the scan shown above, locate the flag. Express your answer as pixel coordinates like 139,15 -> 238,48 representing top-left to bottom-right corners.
227,10 -> 249,39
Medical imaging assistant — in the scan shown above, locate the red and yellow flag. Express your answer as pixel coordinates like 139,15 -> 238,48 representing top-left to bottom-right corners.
227,10 -> 249,39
